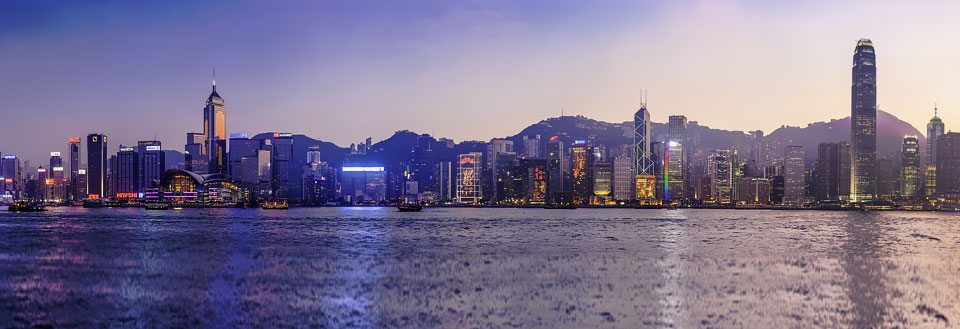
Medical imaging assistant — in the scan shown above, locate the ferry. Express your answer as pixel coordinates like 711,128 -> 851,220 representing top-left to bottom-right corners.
82,199 -> 106,208
396,203 -> 423,212
144,202 -> 171,210
544,203 -> 577,210
261,199 -> 289,210
8,201 -> 47,212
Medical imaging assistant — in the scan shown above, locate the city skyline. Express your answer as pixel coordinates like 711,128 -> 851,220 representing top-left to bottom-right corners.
3,1 -> 960,165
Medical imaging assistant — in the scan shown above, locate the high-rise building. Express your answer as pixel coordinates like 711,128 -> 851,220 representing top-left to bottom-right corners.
815,142 -> 851,202
926,107 -> 945,197
667,115 -> 687,202
137,140 -> 164,194
437,161 -> 454,202
876,156 -> 899,200
613,153 -> 635,201
407,134 -> 435,198
301,146 -> 336,206
522,135 -> 542,158
850,39 -> 877,202
736,177 -> 771,205
570,141 -> 593,204
634,104 -> 657,204
204,80 -> 228,174
269,133 -> 295,200
456,153 -> 482,204
340,166 -> 387,203
783,145 -> 805,206
113,146 -> 139,200
545,137 -> 565,204
69,137 -> 81,200
707,150 -> 734,204
229,134 -> 273,200
184,132 -> 206,173
900,135 -> 922,198
935,133 -> 960,196
49,152 -> 66,201
592,160 -> 612,200
521,158 -> 548,204
86,134 -> 107,199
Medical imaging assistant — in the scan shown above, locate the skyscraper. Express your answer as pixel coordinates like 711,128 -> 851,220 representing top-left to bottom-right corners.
633,103 -> 657,204
850,39 -> 877,202
49,152 -> 66,201
936,133 -> 960,196
667,115 -> 687,202
137,140 -> 164,194
113,146 -> 139,200
783,145 -> 805,206
570,141 -> 593,204
815,142 -> 851,202
926,107 -> 945,197
707,150 -> 734,204
900,135 -> 921,198
545,137 -> 565,204
204,80 -> 227,174
69,137 -> 81,200
456,152 -> 482,204
86,134 -> 107,199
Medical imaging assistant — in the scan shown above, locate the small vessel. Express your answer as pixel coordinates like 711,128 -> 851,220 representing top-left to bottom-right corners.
144,202 -> 171,210
397,203 -> 423,212
8,201 -> 47,212
261,199 -> 289,210
544,203 -> 577,209
82,199 -> 106,208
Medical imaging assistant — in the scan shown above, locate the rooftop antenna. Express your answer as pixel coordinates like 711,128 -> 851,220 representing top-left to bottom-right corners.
212,68 -> 217,90
935,102 -> 939,116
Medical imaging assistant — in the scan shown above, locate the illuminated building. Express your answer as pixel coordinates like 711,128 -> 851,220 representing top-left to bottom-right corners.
204,79 -> 228,175
736,177 -> 771,205
493,152 -> 521,203
37,166 -> 49,201
49,152 -> 66,201
456,153 -> 482,204
900,135 -> 921,198
437,161 -> 454,202
86,134 -> 107,199
850,39 -> 877,202
936,133 -> 960,195
876,156 -> 899,200
815,142 -> 851,202
75,169 -> 87,200
634,102 -> 658,204
113,147 -> 139,200
138,140 -> 164,196
266,133 -> 296,200
340,166 -> 387,203
69,137 -> 81,200
229,134 -> 272,200
592,160 -> 612,199
407,134 -> 435,199
783,146 -> 805,206
545,137 -> 565,204
570,141 -> 593,204
613,153 -> 635,201
486,139 -> 514,201
521,158 -> 548,204
667,115 -> 687,202
926,107 -> 945,197
184,132 -> 206,173
707,150 -> 735,204
301,146 -> 336,206
160,169 -> 241,205
523,135 -> 542,158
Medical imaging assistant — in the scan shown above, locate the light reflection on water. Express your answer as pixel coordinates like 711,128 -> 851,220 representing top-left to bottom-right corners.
0,208 -> 957,328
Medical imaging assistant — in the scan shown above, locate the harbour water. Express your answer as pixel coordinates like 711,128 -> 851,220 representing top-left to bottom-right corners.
0,207 -> 957,328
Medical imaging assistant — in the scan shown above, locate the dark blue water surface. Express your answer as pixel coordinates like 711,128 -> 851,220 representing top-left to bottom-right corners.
0,207 -> 957,328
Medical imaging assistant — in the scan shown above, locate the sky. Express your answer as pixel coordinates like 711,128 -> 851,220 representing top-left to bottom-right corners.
1,0 -> 959,166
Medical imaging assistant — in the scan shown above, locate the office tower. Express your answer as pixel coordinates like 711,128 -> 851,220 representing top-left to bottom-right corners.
49,152 -> 65,201
875,156 -> 899,200
1,155 -> 21,199
570,141 -> 593,204
736,177 -> 771,205
592,160 -> 612,200
751,130 -> 766,169
113,147 -> 139,200
137,140 -> 164,194
306,145 -> 321,164
707,150 -> 735,204
523,135 -> 542,158
815,142 -> 851,202
204,80 -> 228,174
301,146 -> 335,206
926,107 -> 945,196
229,134 -> 273,199
634,104 -> 657,204
437,161 -> 454,202
407,134 -> 435,198
850,39 -> 877,202
68,137 -> 81,200
545,137 -> 565,204
184,132 -> 206,173
783,146 -> 805,206
456,153 -> 482,204
486,139 -> 514,201
667,115 -> 688,202
36,166 -> 50,201
900,135 -> 921,198
268,133 -> 295,200
936,133 -> 960,196
76,169 -> 87,199
613,154 -> 635,201
86,134 -> 107,199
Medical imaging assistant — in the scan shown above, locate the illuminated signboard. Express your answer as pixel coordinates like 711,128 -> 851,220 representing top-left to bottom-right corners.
78,169 -> 86,174
574,140 -> 586,145
91,136 -> 97,142
69,137 -> 81,143
45,179 -> 54,185
115,192 -> 138,199
273,132 -> 293,138
53,167 -> 64,171
342,166 -> 385,172
38,168 -> 46,173
229,133 -> 248,139
4,178 -> 12,183
120,147 -> 134,152
145,146 -> 161,151
3,155 -> 16,159
50,152 -> 61,156
88,194 -> 100,199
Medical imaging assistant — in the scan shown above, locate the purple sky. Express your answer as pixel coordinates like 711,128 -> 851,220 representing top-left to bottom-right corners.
1,0 -> 959,166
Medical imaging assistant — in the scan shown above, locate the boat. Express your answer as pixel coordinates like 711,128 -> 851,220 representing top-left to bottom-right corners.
261,199 -> 289,210
544,203 -> 577,209
8,201 -> 47,212
82,199 -> 106,208
397,203 -> 423,212
144,202 -> 171,210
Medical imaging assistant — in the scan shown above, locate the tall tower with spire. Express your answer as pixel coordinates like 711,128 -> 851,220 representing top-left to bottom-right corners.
927,106 -> 945,165
850,39 -> 877,203
204,76 -> 227,174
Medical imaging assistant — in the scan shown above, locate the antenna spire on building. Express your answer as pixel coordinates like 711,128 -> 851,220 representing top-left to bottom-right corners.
212,68 -> 217,91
